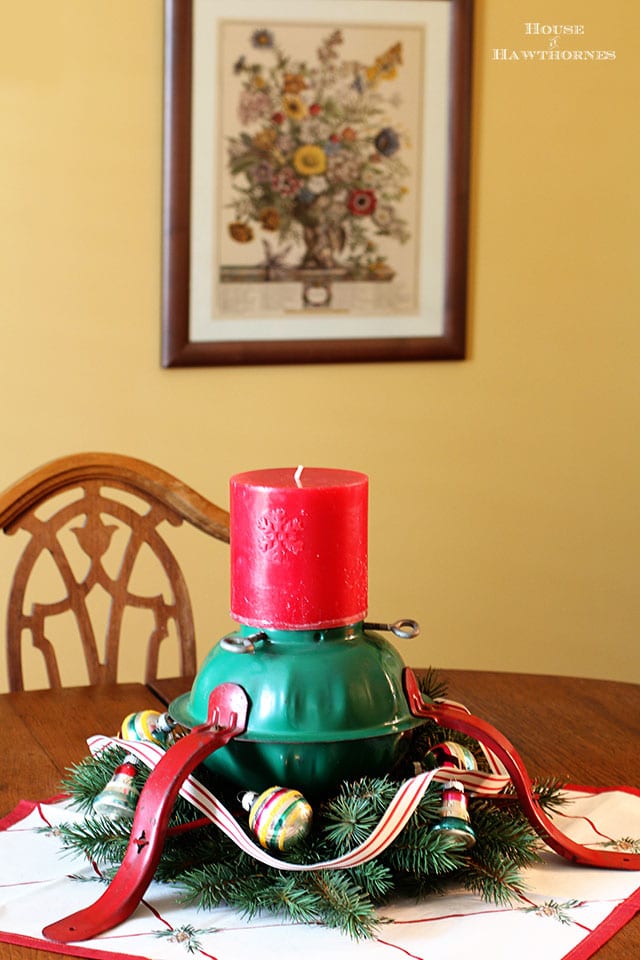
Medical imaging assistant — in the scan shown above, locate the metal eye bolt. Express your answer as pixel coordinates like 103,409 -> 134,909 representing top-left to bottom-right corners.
363,618 -> 420,640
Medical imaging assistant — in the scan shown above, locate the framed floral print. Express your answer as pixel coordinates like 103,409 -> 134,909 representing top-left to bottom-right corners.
161,0 -> 473,366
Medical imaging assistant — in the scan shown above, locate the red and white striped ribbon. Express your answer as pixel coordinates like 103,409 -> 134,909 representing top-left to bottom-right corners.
432,766 -> 510,794
87,732 -> 511,872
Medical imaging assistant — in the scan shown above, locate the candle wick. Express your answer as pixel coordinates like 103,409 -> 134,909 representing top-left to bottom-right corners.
294,465 -> 304,487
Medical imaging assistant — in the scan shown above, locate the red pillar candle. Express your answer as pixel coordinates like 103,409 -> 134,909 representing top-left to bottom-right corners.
230,467 -> 368,629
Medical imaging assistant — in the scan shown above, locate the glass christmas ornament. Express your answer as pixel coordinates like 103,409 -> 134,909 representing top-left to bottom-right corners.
241,785 -> 313,851
427,740 -> 477,771
430,780 -> 476,849
92,757 -> 140,819
120,710 -> 177,748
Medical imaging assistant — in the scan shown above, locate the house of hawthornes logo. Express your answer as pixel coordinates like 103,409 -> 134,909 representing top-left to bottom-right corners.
492,22 -> 616,61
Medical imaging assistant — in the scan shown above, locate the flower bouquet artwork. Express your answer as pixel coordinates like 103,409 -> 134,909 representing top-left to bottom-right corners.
219,21 -> 423,311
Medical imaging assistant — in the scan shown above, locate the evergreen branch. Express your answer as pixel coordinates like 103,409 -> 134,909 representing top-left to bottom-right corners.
320,794 -> 379,850
501,777 -> 568,813
393,871 -> 449,901
319,776 -> 400,852
413,786 -> 444,827
61,747 -> 128,813
177,860 -> 379,939
304,870 -> 379,939
48,816 -> 132,865
60,747 -> 204,826
153,825 -> 240,882
238,871 -> 325,927
382,825 -> 469,877
347,861 -> 395,902
469,800 -> 542,868
418,668 -> 448,702
459,857 -> 530,906
177,858 -> 255,911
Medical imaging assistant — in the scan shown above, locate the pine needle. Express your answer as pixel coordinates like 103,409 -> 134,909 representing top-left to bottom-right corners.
418,668 -> 448,702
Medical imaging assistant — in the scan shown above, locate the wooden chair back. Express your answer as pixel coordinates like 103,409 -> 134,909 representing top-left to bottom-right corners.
0,453 -> 229,691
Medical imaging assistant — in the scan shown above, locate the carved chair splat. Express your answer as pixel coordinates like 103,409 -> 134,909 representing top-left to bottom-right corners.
0,453 -> 229,691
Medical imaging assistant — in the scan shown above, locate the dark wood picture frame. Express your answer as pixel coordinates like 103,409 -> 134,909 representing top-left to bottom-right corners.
161,0 -> 473,367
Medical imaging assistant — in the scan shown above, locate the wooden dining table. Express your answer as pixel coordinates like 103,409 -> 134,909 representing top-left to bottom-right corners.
1,668 -> 639,959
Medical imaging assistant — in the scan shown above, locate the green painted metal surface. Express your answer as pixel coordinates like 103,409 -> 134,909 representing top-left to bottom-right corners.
169,622 -> 423,797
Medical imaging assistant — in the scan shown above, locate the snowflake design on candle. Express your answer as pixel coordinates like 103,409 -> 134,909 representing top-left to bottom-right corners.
256,508 -> 306,560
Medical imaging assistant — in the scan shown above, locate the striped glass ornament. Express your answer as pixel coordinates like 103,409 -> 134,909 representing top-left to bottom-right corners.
427,740 -> 477,771
430,779 -> 476,848
241,786 -> 313,851
119,710 -> 176,747
93,757 -> 140,819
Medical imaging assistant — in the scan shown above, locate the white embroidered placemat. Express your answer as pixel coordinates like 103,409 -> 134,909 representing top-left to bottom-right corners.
0,787 -> 639,960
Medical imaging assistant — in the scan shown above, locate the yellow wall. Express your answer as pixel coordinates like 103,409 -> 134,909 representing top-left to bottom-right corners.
1,1 -> 638,690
